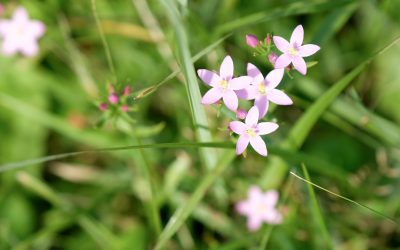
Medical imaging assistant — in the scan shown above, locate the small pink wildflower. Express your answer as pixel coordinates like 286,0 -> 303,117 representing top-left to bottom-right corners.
108,93 -> 119,104
121,105 -> 129,112
99,103 -> 108,111
237,63 -> 292,119
273,25 -> 320,75
236,186 -> 283,231
246,34 -> 259,48
123,86 -> 131,96
229,106 -> 278,156
197,55 -> 252,111
236,109 -> 247,120
0,7 -> 45,56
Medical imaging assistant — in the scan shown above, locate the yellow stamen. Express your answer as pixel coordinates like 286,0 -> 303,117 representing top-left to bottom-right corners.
219,80 -> 228,90
246,128 -> 257,137
288,47 -> 298,56
258,82 -> 266,95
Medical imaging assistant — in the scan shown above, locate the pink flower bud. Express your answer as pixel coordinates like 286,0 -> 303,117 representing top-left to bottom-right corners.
123,86 -> 131,96
99,103 -> 108,111
121,105 -> 129,112
108,93 -> 119,104
236,109 -> 247,120
246,34 -> 259,48
265,34 -> 271,46
268,52 -> 278,65
0,4 -> 5,15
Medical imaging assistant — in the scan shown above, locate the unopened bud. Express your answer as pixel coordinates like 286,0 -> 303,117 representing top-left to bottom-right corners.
123,86 -> 131,96
246,34 -> 259,48
121,105 -> 129,112
268,52 -> 278,65
0,4 -> 5,15
265,34 -> 271,46
99,103 -> 108,111
108,93 -> 119,104
236,109 -> 247,120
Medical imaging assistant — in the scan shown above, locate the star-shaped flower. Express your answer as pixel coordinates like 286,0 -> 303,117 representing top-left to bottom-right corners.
236,186 -> 283,231
229,106 -> 278,156
237,63 -> 292,119
0,7 -> 45,57
197,55 -> 252,111
273,25 -> 320,75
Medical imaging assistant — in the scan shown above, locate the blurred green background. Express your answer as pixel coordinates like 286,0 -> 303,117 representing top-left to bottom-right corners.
1,0 -> 400,249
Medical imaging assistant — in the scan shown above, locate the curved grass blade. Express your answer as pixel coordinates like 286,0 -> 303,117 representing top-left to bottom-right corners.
290,171 -> 399,226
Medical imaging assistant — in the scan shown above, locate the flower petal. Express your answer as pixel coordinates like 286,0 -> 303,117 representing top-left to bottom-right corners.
236,135 -> 249,155
265,68 -> 284,89
248,216 -> 263,231
235,86 -> 256,100
245,106 -> 259,126
247,63 -> 264,82
274,54 -> 291,69
250,136 -> 267,156
273,36 -> 290,53
29,21 -> 46,38
220,55 -> 234,80
20,40 -> 39,57
246,34 -> 259,48
257,122 -> 279,135
299,44 -> 320,57
248,186 -> 263,200
292,56 -> 307,75
223,90 -> 239,111
267,89 -> 293,105
263,190 -> 279,206
13,7 -> 29,21
236,200 -> 251,215
254,95 -> 269,119
197,69 -> 221,86
2,38 -> 18,56
229,76 -> 252,90
229,121 -> 246,135
201,88 -> 222,104
262,210 -> 283,224
290,25 -> 304,46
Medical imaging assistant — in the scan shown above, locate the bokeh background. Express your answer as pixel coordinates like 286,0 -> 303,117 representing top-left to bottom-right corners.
1,0 -> 400,249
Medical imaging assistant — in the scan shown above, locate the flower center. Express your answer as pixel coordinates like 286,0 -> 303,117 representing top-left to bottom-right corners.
245,128 -> 257,137
288,46 -> 298,56
218,80 -> 228,90
258,82 -> 267,95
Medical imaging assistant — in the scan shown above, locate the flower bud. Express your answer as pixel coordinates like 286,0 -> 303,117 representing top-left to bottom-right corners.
99,103 -> 108,111
265,34 -> 271,46
236,109 -> 247,120
246,34 -> 259,48
0,4 -> 5,15
108,93 -> 119,104
121,105 -> 129,112
123,86 -> 131,96
268,52 -> 278,66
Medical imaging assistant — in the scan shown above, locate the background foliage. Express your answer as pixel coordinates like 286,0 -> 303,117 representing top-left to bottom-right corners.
1,0 -> 400,249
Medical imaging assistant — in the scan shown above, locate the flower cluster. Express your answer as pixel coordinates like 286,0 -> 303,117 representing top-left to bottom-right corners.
198,25 -> 319,157
236,186 -> 283,231
0,6 -> 45,57
98,85 -> 132,113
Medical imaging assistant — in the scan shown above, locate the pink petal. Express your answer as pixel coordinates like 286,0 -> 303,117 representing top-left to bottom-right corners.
222,90 -> 238,111
236,135 -> 249,155
0,21 -> 11,35
13,7 -> 29,21
197,69 -> 221,86
257,122 -> 279,135
265,68 -> 284,89
236,200 -> 251,215
248,186 -> 263,200
247,63 -> 263,82
290,25 -> 304,46
263,190 -> 279,206
254,95 -> 269,119
246,34 -> 259,48
229,121 -> 246,135
20,41 -> 39,57
292,56 -> 307,75
229,76 -> 252,90
247,216 -> 263,231
245,106 -> 259,126
273,36 -> 290,53
263,210 -> 283,224
299,44 -> 320,57
29,21 -> 46,38
250,136 -> 267,156
220,55 -> 234,80
235,86 -> 256,100
201,88 -> 222,105
2,38 -> 19,56
274,54 -> 291,69
267,89 -> 293,105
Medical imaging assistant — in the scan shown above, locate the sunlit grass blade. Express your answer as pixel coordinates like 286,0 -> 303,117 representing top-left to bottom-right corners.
301,164 -> 333,250
216,0 -> 354,34
154,151 -> 236,250
160,0 -> 219,170
290,171 -> 399,225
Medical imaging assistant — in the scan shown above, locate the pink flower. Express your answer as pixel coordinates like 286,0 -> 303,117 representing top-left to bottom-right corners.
121,105 -> 129,112
273,25 -> 320,75
229,106 -> 278,156
236,186 -> 283,231
99,103 -> 108,111
108,93 -> 119,104
246,34 -> 259,48
123,86 -> 131,96
237,63 -> 292,119
0,7 -> 45,57
197,55 -> 252,111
